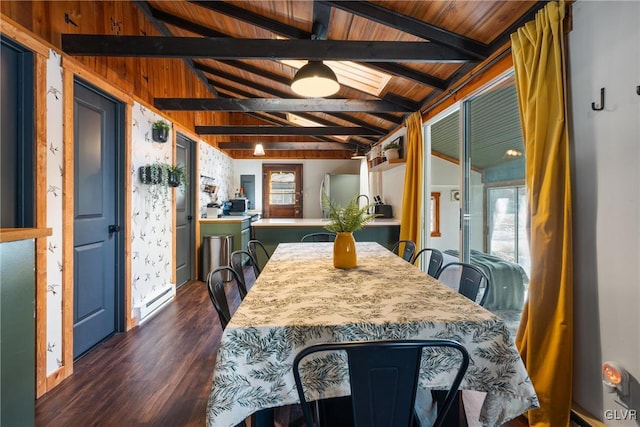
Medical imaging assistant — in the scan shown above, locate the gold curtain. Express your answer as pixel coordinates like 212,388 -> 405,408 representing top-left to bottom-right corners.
399,112 -> 424,250
511,2 -> 573,426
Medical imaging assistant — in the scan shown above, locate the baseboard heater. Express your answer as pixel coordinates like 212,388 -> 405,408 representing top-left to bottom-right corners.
134,285 -> 176,325
571,406 -> 608,427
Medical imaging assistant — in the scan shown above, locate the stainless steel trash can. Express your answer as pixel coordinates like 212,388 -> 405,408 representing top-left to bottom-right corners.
200,234 -> 233,281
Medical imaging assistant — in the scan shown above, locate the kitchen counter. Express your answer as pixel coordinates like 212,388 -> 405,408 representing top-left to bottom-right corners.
252,218 -> 400,227
199,215 -> 252,224
252,218 -> 400,252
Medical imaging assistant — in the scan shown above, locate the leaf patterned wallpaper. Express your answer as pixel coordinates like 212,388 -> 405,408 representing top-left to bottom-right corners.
46,50 -> 64,373
43,51 -> 234,375
199,142 -> 233,216
130,102 -> 174,316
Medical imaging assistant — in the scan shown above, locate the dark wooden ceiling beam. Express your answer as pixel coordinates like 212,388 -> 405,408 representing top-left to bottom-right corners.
366,63 -> 448,91
324,1 -> 489,59
158,3 -> 449,92
195,62 -> 401,126
132,1 -> 218,96
61,35 -> 477,62
219,142 -> 350,150
206,79 -> 383,142
195,126 -> 383,136
154,98 -> 411,113
312,1 -> 332,40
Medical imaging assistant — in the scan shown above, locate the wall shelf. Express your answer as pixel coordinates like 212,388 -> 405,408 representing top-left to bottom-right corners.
369,158 -> 406,172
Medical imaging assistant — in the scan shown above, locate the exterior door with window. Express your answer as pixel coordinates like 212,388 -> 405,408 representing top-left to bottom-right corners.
262,164 -> 303,218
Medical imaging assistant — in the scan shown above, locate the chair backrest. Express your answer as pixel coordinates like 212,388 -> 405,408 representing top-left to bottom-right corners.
293,339 -> 469,427
206,266 -> 245,330
247,239 -> 270,277
301,232 -> 336,242
411,248 -> 444,278
435,262 -> 491,306
230,250 -> 259,292
391,240 -> 416,262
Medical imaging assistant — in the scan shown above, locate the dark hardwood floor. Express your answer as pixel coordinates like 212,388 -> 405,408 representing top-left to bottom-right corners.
36,280 -> 223,427
35,278 -> 528,427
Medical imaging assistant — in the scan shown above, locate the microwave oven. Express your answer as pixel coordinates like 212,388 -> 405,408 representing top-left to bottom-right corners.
225,198 -> 248,214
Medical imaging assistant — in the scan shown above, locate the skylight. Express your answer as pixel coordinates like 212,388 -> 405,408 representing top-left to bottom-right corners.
286,113 -> 348,141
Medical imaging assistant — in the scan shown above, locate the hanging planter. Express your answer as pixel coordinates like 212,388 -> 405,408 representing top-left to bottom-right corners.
138,163 -> 188,208
151,120 -> 171,143
139,164 -> 166,184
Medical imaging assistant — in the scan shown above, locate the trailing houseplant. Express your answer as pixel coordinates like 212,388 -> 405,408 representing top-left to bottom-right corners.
322,193 -> 377,269
151,120 -> 171,142
139,162 -> 188,209
166,163 -> 188,188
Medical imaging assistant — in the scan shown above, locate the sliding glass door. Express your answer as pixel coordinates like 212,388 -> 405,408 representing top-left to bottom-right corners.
424,71 -> 529,322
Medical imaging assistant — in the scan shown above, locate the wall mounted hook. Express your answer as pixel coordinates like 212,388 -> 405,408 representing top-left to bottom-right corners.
64,13 -> 78,27
591,87 -> 605,111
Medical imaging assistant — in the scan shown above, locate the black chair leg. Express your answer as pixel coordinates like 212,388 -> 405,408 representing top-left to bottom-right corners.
432,390 -> 467,426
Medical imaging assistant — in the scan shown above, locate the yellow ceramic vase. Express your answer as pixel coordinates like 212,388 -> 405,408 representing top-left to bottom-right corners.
333,232 -> 357,269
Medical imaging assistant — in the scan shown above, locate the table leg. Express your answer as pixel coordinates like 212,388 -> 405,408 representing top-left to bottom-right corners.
254,408 -> 274,427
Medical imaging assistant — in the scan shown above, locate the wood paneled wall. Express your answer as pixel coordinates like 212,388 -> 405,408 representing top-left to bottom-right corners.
1,1 -> 223,148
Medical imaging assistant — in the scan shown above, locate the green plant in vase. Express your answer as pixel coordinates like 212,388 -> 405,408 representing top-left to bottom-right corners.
383,140 -> 401,161
322,193 -> 377,269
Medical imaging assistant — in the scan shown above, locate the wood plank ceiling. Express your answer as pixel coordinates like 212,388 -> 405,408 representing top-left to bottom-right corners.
56,0 -> 545,159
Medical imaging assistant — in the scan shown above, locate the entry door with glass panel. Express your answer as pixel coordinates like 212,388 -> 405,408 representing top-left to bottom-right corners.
262,164 -> 303,218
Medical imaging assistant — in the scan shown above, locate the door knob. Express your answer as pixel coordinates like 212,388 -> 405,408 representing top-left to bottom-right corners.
187,215 -> 193,221
108,224 -> 121,233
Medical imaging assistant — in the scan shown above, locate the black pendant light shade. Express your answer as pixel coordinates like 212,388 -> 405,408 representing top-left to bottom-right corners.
291,61 -> 340,97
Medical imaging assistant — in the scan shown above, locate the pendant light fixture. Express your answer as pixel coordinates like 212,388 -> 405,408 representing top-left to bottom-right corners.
291,61 -> 340,98
351,146 -> 366,159
253,143 -> 265,156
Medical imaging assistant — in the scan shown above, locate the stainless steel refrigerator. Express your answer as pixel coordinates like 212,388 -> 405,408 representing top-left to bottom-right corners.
320,173 -> 360,217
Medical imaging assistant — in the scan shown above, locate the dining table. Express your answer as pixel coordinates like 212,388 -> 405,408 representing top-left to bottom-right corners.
206,242 -> 538,427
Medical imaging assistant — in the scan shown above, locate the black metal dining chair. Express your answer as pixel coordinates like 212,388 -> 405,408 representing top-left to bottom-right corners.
293,339 -> 469,427
391,239 -> 416,262
247,239 -> 270,277
230,250 -> 260,292
301,232 -> 336,242
206,266 -> 246,330
411,248 -> 444,278
435,262 -> 491,306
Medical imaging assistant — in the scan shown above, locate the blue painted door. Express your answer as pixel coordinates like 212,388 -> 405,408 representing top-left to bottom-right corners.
175,134 -> 195,287
73,81 -> 120,357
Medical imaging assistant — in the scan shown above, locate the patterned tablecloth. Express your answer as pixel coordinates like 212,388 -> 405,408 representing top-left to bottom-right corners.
207,242 -> 538,427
